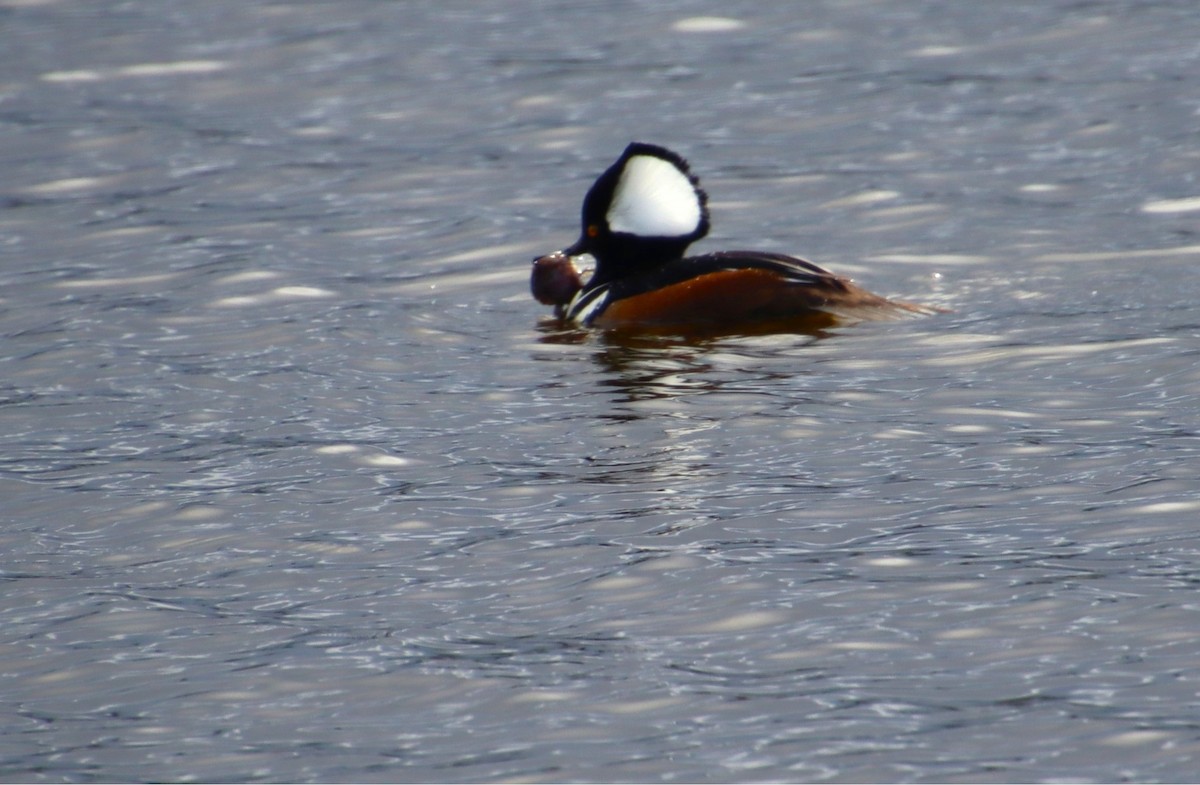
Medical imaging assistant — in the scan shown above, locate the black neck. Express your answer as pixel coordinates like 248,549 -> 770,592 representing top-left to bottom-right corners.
589,234 -> 693,285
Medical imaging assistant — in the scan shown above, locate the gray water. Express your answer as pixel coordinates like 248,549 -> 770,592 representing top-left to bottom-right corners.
3,1 -> 1200,782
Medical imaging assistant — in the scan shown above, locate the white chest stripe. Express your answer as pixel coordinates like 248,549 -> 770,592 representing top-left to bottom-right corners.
606,155 -> 701,238
566,285 -> 610,325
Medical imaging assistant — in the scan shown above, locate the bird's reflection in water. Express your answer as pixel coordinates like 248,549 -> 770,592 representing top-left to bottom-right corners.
534,316 -> 828,406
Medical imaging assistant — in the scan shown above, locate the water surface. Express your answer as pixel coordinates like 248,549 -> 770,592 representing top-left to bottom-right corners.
3,1 -> 1200,782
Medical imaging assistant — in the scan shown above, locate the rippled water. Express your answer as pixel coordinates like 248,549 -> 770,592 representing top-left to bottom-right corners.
4,1 -> 1200,782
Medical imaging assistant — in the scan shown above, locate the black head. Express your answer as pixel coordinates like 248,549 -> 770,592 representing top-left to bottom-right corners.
563,142 -> 710,284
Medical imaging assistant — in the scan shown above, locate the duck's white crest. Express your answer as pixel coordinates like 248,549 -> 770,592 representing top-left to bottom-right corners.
606,154 -> 702,237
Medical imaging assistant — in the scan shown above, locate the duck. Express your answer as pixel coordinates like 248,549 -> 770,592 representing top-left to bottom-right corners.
531,142 -> 933,334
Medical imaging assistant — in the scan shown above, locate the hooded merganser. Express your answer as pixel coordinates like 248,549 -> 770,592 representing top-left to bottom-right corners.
531,142 -> 933,333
